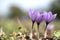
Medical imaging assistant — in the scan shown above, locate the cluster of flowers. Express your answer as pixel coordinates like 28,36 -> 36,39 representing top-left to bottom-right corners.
0,9 -> 57,40
29,9 -> 57,39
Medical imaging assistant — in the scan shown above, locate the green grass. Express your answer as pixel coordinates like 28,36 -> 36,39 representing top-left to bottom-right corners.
0,19 -> 60,34
0,19 -> 59,40
0,19 -> 20,34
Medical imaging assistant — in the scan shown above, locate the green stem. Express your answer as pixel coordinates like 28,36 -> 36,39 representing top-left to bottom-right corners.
0,37 -> 1,40
37,23 -> 40,40
44,22 -> 49,38
31,21 -> 35,33
45,22 -> 49,30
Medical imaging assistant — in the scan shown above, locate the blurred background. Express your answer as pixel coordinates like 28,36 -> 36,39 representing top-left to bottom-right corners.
0,0 -> 60,34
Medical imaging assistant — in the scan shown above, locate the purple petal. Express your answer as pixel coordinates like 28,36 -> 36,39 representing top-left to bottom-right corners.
47,11 -> 53,22
48,11 -> 53,20
49,13 -> 57,22
47,24 -> 54,30
36,11 -> 43,24
43,11 -> 57,23
48,11 -> 53,16
53,14 -> 57,19
29,9 -> 36,21
43,11 -> 48,22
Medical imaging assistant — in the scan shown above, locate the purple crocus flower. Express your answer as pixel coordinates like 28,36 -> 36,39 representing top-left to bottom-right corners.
43,11 -> 57,30
43,11 -> 57,23
36,11 -> 43,25
47,24 -> 54,30
29,9 -> 37,22
35,11 -> 43,39
28,9 -> 37,35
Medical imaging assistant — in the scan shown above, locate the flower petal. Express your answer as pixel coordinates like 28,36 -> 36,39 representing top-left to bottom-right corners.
43,11 -> 57,23
47,24 -> 54,30
49,13 -> 57,22
36,11 -> 43,24
43,11 -> 48,21
47,11 -> 53,22
29,9 -> 36,21
53,14 -> 57,19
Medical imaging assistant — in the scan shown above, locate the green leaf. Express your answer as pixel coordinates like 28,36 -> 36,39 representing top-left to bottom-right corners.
54,30 -> 60,37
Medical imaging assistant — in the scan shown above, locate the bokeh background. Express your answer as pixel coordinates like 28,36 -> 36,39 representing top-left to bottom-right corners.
0,0 -> 60,34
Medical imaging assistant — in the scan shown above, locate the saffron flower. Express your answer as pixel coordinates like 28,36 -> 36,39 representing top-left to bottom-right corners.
35,11 -> 43,25
35,11 -> 43,39
29,9 -> 37,22
28,9 -> 37,36
43,11 -> 57,30
47,24 -> 54,30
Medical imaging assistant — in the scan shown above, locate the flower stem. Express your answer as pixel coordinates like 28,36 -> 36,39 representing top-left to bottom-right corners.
45,22 -> 49,30
31,21 -> 35,33
44,22 -> 49,38
37,23 -> 40,40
